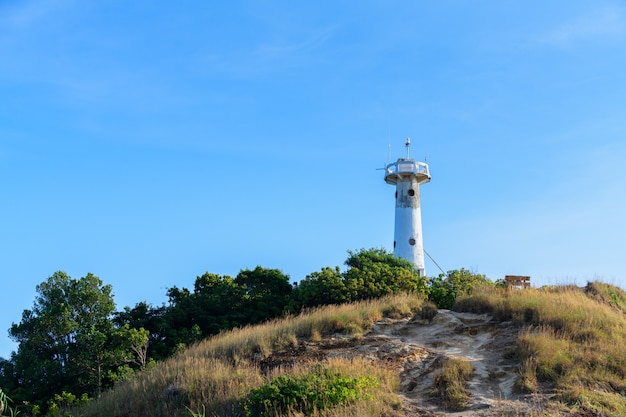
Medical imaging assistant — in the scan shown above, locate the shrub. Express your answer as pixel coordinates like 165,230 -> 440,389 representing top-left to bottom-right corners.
586,281 -> 626,313
430,358 -> 473,411
429,268 -> 493,309
294,249 -> 428,311
244,365 -> 378,416
516,357 -> 538,393
47,391 -> 91,417
419,301 -> 439,322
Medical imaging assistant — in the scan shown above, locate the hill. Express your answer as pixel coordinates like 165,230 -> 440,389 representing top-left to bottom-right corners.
72,282 -> 626,417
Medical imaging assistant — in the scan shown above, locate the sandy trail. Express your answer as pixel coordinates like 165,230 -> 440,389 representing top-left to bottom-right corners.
372,310 -> 546,416
260,309 -> 551,415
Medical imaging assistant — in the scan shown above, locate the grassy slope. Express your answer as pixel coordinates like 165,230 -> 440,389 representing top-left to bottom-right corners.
79,294 -> 424,417
455,281 -> 626,416
79,282 -> 626,417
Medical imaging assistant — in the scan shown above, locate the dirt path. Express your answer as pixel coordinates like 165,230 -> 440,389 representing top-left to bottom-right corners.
260,309 -> 552,415
372,310 -> 548,416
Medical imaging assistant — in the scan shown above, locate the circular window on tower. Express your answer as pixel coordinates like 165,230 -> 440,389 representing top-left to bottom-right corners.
408,189 -> 415,197
409,238 -> 416,246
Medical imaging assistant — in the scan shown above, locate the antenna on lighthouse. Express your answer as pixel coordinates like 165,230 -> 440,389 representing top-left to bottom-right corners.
378,143 -> 392,171
405,137 -> 411,159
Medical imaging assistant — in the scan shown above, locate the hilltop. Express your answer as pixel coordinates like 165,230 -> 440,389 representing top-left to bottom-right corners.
67,281 -> 626,417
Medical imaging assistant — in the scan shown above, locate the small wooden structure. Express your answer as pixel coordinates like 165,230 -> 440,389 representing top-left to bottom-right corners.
505,275 -> 531,289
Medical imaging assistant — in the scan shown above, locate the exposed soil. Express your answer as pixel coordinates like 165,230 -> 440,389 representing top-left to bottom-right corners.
257,310 -> 558,416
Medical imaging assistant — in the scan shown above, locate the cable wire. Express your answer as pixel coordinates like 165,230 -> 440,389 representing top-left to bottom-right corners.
424,249 -> 446,275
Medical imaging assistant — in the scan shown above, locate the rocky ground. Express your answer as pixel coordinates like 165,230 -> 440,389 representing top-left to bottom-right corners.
258,310 -> 558,416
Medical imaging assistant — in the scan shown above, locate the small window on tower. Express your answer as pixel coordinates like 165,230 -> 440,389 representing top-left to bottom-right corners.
393,241 -> 397,248
409,238 -> 416,246
395,191 -> 398,199
408,189 -> 415,196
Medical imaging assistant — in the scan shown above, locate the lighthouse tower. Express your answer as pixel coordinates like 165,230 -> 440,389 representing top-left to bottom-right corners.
384,138 -> 431,276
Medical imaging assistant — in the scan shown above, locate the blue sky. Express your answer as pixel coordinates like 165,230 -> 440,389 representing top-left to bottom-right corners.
2,1 -> 626,358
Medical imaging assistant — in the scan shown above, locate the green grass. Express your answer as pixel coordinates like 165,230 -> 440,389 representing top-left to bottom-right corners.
243,364 -> 378,416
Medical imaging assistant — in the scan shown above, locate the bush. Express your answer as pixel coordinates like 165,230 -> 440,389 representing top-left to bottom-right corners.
295,267 -> 347,308
46,391 -> 91,417
244,366 -> 378,416
419,301 -> 439,322
429,268 -> 493,309
295,248 -> 429,311
431,358 -> 473,411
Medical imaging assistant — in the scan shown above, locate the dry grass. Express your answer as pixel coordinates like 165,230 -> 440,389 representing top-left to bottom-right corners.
430,357 -> 474,411
455,283 -> 626,417
190,293 -> 421,363
74,283 -> 626,416
79,293 -> 423,417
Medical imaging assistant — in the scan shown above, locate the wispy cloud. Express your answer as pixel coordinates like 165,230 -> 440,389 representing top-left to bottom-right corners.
539,5 -> 626,47
0,0 -> 69,28
256,25 -> 336,55
195,25 -> 336,79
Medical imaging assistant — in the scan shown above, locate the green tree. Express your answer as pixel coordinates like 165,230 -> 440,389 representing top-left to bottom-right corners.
429,268 -> 493,309
163,273 -> 243,353
113,302 -> 169,361
192,273 -> 245,331
343,248 -> 428,301
235,266 -> 293,324
160,269 -> 293,353
163,286 -> 206,351
7,271 -> 148,408
295,266 -> 347,308
73,324 -> 150,393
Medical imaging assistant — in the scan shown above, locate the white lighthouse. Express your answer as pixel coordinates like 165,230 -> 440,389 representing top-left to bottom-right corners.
384,138 -> 431,276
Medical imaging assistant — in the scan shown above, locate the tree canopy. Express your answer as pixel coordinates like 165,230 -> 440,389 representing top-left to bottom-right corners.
5,272 -> 148,411
0,248 -> 491,415
295,248 -> 428,308
428,268 -> 493,309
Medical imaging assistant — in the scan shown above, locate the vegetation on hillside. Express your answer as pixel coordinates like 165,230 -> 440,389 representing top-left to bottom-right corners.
427,268 -> 492,309
294,248 -> 428,307
2,245 -> 626,416
455,282 -> 626,416
0,248 -> 427,414
430,357 -> 474,411
70,281 -> 626,417
77,294 -> 423,417
243,365 -> 378,417
0,272 -> 149,414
